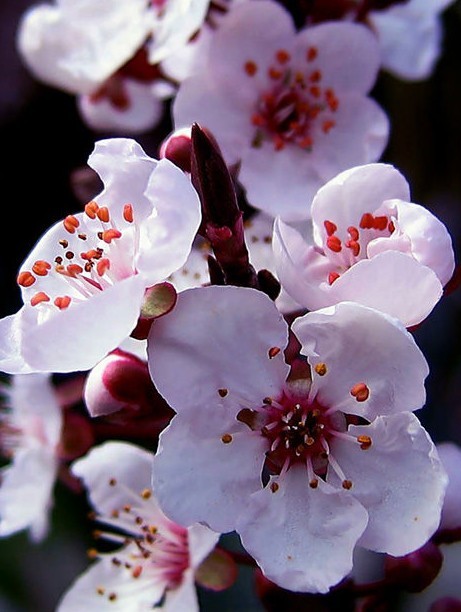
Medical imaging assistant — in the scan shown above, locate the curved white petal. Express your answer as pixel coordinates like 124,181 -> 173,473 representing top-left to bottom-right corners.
147,286 -> 289,413
237,465 -> 368,593
71,441 -> 156,517
0,448 -> 57,541
292,301 -> 429,420
56,551 -> 165,611
23,275 -> 146,373
0,311 -> 36,374
153,412 -> 267,533
330,413 -> 447,556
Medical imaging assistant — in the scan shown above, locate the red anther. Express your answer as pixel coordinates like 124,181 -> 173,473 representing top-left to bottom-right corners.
84,201 -> 99,218
322,120 -> 335,133
347,226 -> 359,241
30,291 -> 50,306
132,566 -> 143,579
17,271 -> 36,287
81,249 -> 100,261
324,220 -> 337,236
326,235 -> 342,252
123,204 -> 134,223
345,240 -> 360,257
306,46 -> 318,62
325,89 -> 339,111
309,70 -> 321,83
388,220 -> 395,233
102,229 -> 122,243
244,60 -> 257,76
273,136 -> 285,151
373,215 -> 388,230
275,49 -> 290,64
54,295 -> 71,310
97,207 -> 110,223
359,212 -> 374,229
66,264 -> 83,276
96,258 -> 111,276
32,260 -> 51,276
309,85 -> 321,98
268,67 -> 282,80
328,272 -> 340,285
268,347 -> 281,359
350,382 -> 370,402
298,136 -> 313,148
63,215 -> 80,233
251,113 -> 266,127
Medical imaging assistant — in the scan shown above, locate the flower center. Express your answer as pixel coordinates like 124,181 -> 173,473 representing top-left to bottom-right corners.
88,480 -> 190,604
244,46 -> 339,151
17,201 -> 137,314
323,212 -> 396,285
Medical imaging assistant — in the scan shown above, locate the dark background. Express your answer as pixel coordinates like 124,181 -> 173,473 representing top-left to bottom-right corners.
1,1 -> 461,610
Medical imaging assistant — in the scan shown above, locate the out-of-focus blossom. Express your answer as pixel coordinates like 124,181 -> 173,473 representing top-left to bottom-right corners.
368,0 -> 456,81
0,138 -> 201,374
147,285 -> 447,593
173,0 -> 389,221
0,374 -> 62,542
273,163 -> 455,327
57,440 -> 219,611
16,0 -> 211,133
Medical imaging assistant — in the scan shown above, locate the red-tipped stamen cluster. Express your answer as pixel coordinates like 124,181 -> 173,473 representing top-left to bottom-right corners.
323,211 -> 396,285
245,46 -> 339,151
17,201 -> 136,311
88,479 -> 190,604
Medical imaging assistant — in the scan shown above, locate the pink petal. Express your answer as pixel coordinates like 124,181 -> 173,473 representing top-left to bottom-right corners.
237,464 -> 368,593
153,412 -> 267,533
292,301 -> 429,420
147,286 -> 289,414
330,413 -> 447,555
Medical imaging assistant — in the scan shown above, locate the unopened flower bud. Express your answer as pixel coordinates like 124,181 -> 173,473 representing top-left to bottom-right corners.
160,127 -> 192,173
384,540 -> 443,593
430,596 -> 461,612
84,350 -> 156,418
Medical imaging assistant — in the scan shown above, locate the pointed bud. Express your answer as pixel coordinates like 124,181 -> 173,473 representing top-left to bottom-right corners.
160,127 -> 192,173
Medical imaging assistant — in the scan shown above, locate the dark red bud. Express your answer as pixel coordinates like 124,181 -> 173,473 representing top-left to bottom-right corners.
384,540 -> 444,593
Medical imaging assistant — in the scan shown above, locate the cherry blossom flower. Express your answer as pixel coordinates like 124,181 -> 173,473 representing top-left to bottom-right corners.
57,440 -> 219,611
0,373 -> 62,542
0,138 -> 201,374
273,163 -> 455,327
369,0 -> 456,81
172,0 -> 389,221
16,0 -> 211,134
147,285 -> 447,593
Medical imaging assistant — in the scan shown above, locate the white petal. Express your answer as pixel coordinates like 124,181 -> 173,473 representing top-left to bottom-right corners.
237,465 -> 368,593
0,448 -> 57,541
147,286 -> 289,414
153,413 -> 267,533
0,311 -> 37,374
292,301 -> 429,420
23,275 -> 147,373
311,163 -> 410,245
162,569 -> 199,612
437,442 -> 461,531
137,158 -> 202,283
56,552 -> 165,611
71,441 -> 156,517
330,413 -> 447,555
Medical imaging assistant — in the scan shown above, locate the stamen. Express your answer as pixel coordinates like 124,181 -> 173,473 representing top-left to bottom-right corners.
268,347 -> 281,359
350,382 -> 370,402
17,271 -> 36,287
63,215 -> 80,234
244,60 -> 258,76
314,362 -> 327,376
221,433 -> 233,444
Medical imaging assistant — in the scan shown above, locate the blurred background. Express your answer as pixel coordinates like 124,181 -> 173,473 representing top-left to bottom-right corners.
1,1 -> 461,610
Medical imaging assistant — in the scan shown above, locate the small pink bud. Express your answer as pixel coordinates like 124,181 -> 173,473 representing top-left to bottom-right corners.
384,540 -> 443,593
160,127 -> 192,173
84,350 -> 156,418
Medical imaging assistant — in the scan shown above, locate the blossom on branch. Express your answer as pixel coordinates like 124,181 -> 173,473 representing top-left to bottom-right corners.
0,138 -> 201,374
273,163 -> 455,327
57,441 -> 219,611
173,0 -> 389,221
147,285 -> 447,593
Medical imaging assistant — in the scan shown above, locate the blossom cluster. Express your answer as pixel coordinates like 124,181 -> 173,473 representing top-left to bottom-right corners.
1,0 -> 461,610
